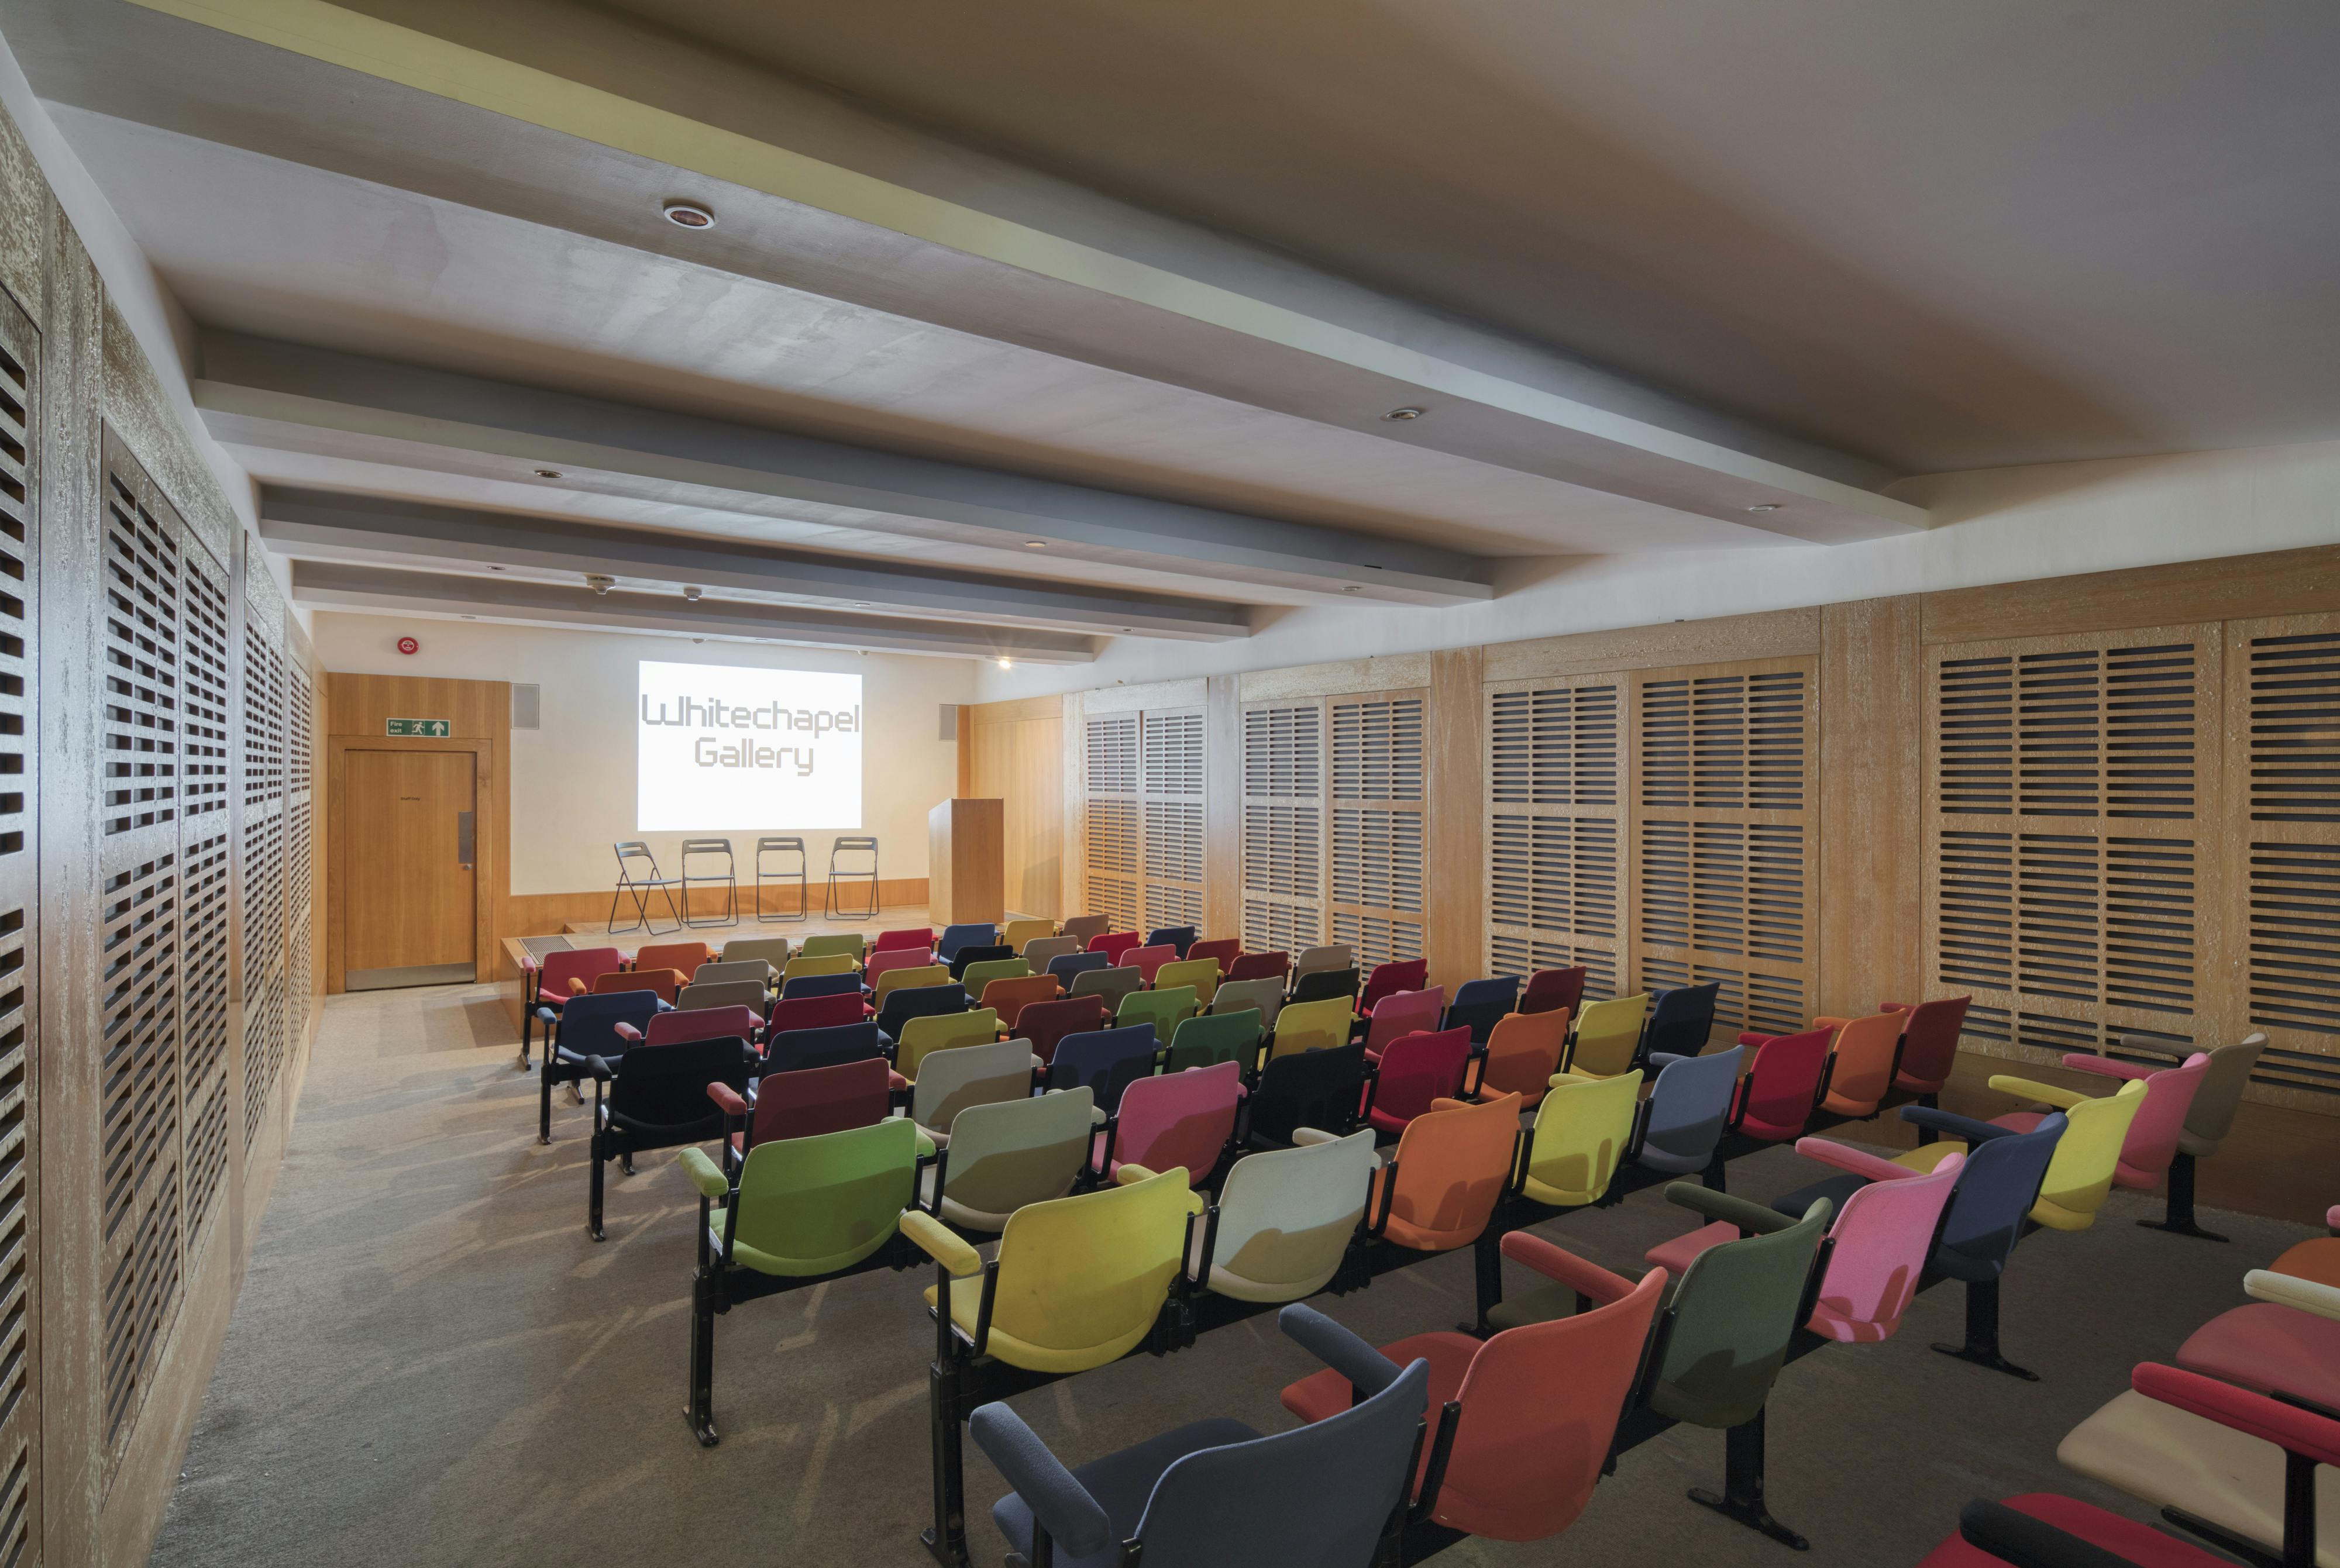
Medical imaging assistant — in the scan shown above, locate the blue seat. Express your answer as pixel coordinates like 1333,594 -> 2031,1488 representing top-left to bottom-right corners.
1047,1023 -> 1162,1115
875,982 -> 969,1045
1444,976 -> 1519,1045
975,1304 -> 1431,1568
780,970 -> 863,1001
1636,1044 -> 1746,1178
1642,981 -> 1720,1061
535,988 -> 666,1145
937,922 -> 998,963
1145,925 -> 1197,958
762,1021 -> 886,1076
1048,951 -> 1112,985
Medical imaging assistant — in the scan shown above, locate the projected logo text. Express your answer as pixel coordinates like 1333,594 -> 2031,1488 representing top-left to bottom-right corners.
636,661 -> 864,832
641,694 -> 861,777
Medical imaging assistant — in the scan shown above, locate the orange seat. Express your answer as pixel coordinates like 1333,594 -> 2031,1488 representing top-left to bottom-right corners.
593,967 -> 682,1005
1367,1092 -> 1523,1253
2272,1236 -> 2340,1290
1818,1011 -> 1904,1118
635,940 -> 712,976
1474,1008 -> 1570,1105
978,974 -> 1059,1029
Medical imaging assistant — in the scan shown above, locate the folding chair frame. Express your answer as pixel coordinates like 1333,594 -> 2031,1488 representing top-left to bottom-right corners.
755,835 -> 810,923
608,840 -> 685,936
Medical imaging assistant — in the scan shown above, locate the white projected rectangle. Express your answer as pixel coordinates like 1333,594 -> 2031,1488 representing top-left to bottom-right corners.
636,661 -> 863,831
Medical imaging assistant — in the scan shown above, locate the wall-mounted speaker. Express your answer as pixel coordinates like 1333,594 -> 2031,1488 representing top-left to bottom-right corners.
940,703 -> 959,742
512,683 -> 542,730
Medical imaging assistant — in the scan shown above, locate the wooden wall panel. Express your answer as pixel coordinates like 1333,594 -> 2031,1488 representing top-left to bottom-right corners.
1923,543 -> 2340,647
966,698 -> 1064,920
1072,700 -> 1206,933
1485,606 -> 1820,683
1816,596 -> 1923,1017
1426,649 -> 1484,997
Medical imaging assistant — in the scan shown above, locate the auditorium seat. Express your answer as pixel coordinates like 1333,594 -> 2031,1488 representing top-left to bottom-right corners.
1563,994 -> 1649,1078
1640,981 -> 1718,1060
1442,975 -> 1517,1044
1726,1024 -> 1832,1145
1516,1069 -> 1641,1209
1359,987 -> 1443,1059
978,973 -> 1058,1029
1816,1009 -> 1905,1119
1188,1132 -> 1375,1302
1117,984 -> 1200,1046
1152,957 -> 1220,1003
1097,1059 -> 1241,1184
1355,1091 -> 1523,1255
909,1038 -> 1040,1145
1470,1008 -> 1569,1106
1633,1044 -> 1744,1180
1519,965 -> 1585,1019
918,1088 -> 1096,1231
584,1037 -> 754,1239
1016,996 -> 1111,1066
894,1008 -> 999,1084
1164,1008 -> 1261,1074
1363,1026 -> 1471,1136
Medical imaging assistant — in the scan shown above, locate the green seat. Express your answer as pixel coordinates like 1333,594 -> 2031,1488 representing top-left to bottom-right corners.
960,956 -> 1034,994
783,952 -> 858,982
1117,984 -> 1200,1045
898,1007 -> 1001,1083
1165,1008 -> 1262,1073
797,932 -> 867,964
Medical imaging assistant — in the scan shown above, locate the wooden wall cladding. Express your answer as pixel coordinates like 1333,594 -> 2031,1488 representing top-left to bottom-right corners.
1239,697 -> 1323,955
965,697 -> 1064,921
1079,705 -> 1206,933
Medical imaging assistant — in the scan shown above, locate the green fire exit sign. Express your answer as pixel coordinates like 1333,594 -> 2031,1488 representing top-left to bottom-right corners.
386,718 -> 450,737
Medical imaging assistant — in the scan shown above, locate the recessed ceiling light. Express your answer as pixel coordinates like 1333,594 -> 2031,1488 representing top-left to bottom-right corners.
488,566 -> 505,571
1341,585 -> 1362,594
461,615 -> 476,620
1024,539 -> 1047,549
1121,627 -> 1134,633
1746,502 -> 1782,514
996,657 -> 1013,669
683,585 -> 704,602
534,468 -> 563,479
662,199 -> 716,229
855,601 -> 873,609
1382,406 -> 1424,422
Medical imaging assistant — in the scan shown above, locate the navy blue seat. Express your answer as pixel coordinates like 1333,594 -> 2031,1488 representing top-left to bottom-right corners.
937,922 -> 997,963
1443,976 -> 1519,1045
1642,981 -> 1720,1062
1288,967 -> 1359,1007
1047,1023 -> 1162,1114
1145,925 -> 1197,958
780,970 -> 863,1001
535,988 -> 665,1145
1048,951 -> 1112,985
1634,1044 -> 1746,1178
762,1021 -> 886,1076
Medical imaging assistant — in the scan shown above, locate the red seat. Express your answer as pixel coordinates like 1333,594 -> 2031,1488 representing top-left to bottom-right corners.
1089,931 -> 1142,963
1367,1026 -> 1472,1136
1731,1026 -> 1832,1142
647,1005 -> 762,1047
769,993 -> 865,1035
873,927 -> 935,953
2175,1301 -> 2340,1412
1186,938 -> 1241,971
1519,966 -> 1586,1019
1016,996 -> 1112,1066
1882,995 -> 1970,1095
1226,950 -> 1289,984
1124,943 -> 1177,984
718,1057 -> 894,1150
1361,959 -> 1430,1014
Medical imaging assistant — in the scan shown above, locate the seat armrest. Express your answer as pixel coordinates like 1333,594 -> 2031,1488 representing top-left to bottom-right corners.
1428,1097 -> 1472,1114
1278,1303 -> 1405,1395
1736,1031 -> 1778,1049
1901,1105 -> 2016,1143
1956,1500 -> 2141,1568
966,1405 -> 1113,1560
534,1005 -> 560,1023
2060,1052 -> 2156,1081
1292,1126 -> 1382,1166
1986,1073 -> 2088,1109
1663,1181 -> 1808,1235
707,1083 -> 748,1117
1793,1136 -> 1923,1184
676,1147 -> 731,1200
567,978 -> 588,995
1646,1052 -> 1697,1072
1501,1232 -> 1636,1304
2133,1362 -> 2340,1466
584,1054 -> 616,1082
901,1211 -> 983,1277
1809,1015 -> 1850,1031
614,1022 -> 642,1043
2246,1268 -> 2340,1322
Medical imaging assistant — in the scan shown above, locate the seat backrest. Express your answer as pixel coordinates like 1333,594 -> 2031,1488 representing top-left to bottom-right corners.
1129,1349 -> 1429,1568
986,1165 -> 1192,1370
1154,958 -> 1221,1001
540,946 -> 625,997
1523,1069 -> 1642,1205
1362,988 -> 1444,1054
1360,958 -> 1429,1012
732,1117 -> 921,1271
613,840 -> 663,878
2184,1033 -> 2267,1147
1015,997 -> 1112,1066
1068,965 -> 1142,1012
898,1007 -> 1001,1081
1111,1061 -> 1242,1180
1048,1023 -> 1161,1112
1737,1025 -> 1832,1139
874,963 -> 954,1005
595,969 -> 679,1004
1144,925 -> 1197,957
950,945 -> 1014,978
1117,984 -> 1200,1044
865,947 -> 940,983
1225,950 -> 1289,984
1047,950 -> 1112,984
1287,967 -> 1360,1008
1642,981 -> 1719,1059
751,1056 -> 894,1144
1438,1246 -> 1668,1541
2029,1079 -> 2147,1228
1935,1111 -> 2066,1276
1445,976 -> 1520,1044
1383,1093 -> 1523,1248
961,957 -> 1034,995
1165,1008 -> 1261,1073
1823,1011 -> 1905,1114
1247,1044 -> 1368,1144
1187,938 -> 1242,970
797,932 -> 866,963
608,1038 -> 749,1133
1289,944 -> 1352,983
646,1005 -> 761,1047
1124,944 -> 1177,984
1520,966 -> 1586,1018
550,990 -> 664,1056
1212,977 -> 1285,1031
940,1087 -> 1095,1223
1206,1131 -> 1377,1297
877,981 -> 970,1037
720,936 -> 792,967
636,940 -> 711,975
1001,919 -> 1055,952
2119,1052 -> 2211,1183
1089,931 -> 1142,962
1270,995 -> 1355,1060
1567,994 -> 1649,1078
911,1038 -> 1036,1136
762,1022 -> 884,1075
1369,1027 -> 1472,1125
1804,1147 -> 1963,1343
978,974 -> 1059,1028
1640,1045 -> 1747,1171
1022,935 -> 1082,968
768,991 -> 863,1035
690,959 -> 770,990
938,922 -> 999,962
1649,1196 -> 1832,1430
782,971 -> 863,1001
783,952 -> 859,981
1479,1008 -> 1569,1100
872,926 -> 935,953
1890,995 -> 1970,1090
1058,914 -> 1111,943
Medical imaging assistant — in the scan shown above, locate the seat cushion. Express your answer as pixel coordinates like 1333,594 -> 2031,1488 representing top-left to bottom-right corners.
1644,1220 -> 1735,1278
1911,1493 -> 2228,1568
1282,1330 -> 1477,1495
2272,1236 -> 2340,1290
2176,1302 -> 2340,1411
2058,1390 -> 2340,1567
993,1417 -> 1262,1568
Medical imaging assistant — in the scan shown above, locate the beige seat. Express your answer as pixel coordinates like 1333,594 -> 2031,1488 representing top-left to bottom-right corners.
907,1038 -> 1040,1145
2057,1388 -> 2340,1566
1059,914 -> 1112,943
691,958 -> 772,990
918,1087 -> 1095,1231
721,936 -> 793,967
1291,944 -> 1353,985
1068,965 -> 1142,1014
1022,935 -> 1082,968
678,978 -> 768,1013
1212,977 -> 1285,1032
1190,1131 -> 1376,1302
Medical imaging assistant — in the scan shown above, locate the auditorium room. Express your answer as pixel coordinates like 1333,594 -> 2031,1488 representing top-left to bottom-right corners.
0,3 -> 2336,1566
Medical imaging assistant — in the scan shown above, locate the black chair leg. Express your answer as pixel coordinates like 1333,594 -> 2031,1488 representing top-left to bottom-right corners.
1689,1409 -> 1808,1550
686,1267 -> 720,1446
539,1062 -> 555,1145
922,1358 -> 970,1567
1916,1091 -> 1940,1145
1702,1149 -> 1728,1193
1462,1226 -> 1504,1337
1932,1274 -> 2038,1380
589,1134 -> 607,1241
2137,1153 -> 2229,1242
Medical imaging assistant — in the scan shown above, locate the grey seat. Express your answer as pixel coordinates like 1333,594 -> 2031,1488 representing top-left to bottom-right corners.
974,1303 -> 1430,1568
1636,1045 -> 1746,1177
677,978 -> 769,1014
690,959 -> 772,990
2142,1031 -> 2266,1240
1023,934 -> 1083,968
1069,964 -> 1143,1014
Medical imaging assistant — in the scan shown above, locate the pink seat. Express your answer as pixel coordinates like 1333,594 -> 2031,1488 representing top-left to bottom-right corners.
1367,1026 -> 1473,1136
1089,931 -> 1142,962
2176,1301 -> 2340,1412
1096,1060 -> 1244,1184
1362,988 -> 1446,1059
646,1005 -> 762,1047
1913,1492 -> 2229,1568
865,946 -> 940,982
873,927 -> 935,953
2055,1050 -> 2212,1190
1362,959 -> 1430,1014
1125,943 -> 1177,984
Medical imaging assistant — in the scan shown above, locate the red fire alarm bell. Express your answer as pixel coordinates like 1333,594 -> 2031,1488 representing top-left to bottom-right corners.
397,636 -> 419,656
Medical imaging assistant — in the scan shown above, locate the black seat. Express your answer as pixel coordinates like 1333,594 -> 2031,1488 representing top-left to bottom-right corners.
1247,1043 -> 1368,1147
585,1036 -> 755,1239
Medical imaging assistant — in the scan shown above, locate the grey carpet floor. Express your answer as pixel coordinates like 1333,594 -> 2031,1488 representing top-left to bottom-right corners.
148,982 -> 2320,1567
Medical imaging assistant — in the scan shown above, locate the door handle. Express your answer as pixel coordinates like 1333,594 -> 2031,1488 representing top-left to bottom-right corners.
457,811 -> 475,870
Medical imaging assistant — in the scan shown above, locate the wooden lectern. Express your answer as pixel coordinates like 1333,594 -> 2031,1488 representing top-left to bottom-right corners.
927,797 -> 1005,926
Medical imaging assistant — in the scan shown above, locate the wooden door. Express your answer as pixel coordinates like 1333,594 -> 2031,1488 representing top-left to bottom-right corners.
343,749 -> 477,987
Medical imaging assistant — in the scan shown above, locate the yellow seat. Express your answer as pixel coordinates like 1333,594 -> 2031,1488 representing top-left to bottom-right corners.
1565,994 -> 1649,1078
783,952 -> 858,982
1152,957 -> 1221,1004
897,1008 -> 1000,1083
873,963 -> 952,1006
1894,1076 -> 2146,1231
1002,918 -> 1056,953
1271,995 -> 1355,1060
1519,1069 -> 1643,1207
906,1165 -> 1202,1374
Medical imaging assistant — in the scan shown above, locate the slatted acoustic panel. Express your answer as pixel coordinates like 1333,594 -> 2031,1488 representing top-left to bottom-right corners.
1630,659 -> 1815,1036
285,660 -> 314,1068
240,581 -> 287,1156
1240,701 -> 1323,956
97,434 -> 185,1466
1328,692 -> 1426,970
179,535 -> 233,1239
1138,708 -> 1205,933
1080,711 -> 1140,932
0,290 -> 38,1562
1925,626 -> 2217,1074
1485,676 -> 1624,1001
2228,613 -> 2340,1108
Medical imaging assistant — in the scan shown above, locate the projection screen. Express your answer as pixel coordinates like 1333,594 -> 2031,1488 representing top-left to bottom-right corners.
636,660 -> 863,831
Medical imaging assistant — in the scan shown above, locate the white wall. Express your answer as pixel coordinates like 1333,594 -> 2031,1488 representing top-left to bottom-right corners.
311,614 -> 975,895
975,437 -> 2340,699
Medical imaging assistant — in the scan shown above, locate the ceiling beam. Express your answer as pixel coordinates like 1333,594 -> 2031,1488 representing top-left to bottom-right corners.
289,561 -> 1098,662
201,334 -> 1494,606
258,488 -> 1250,641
